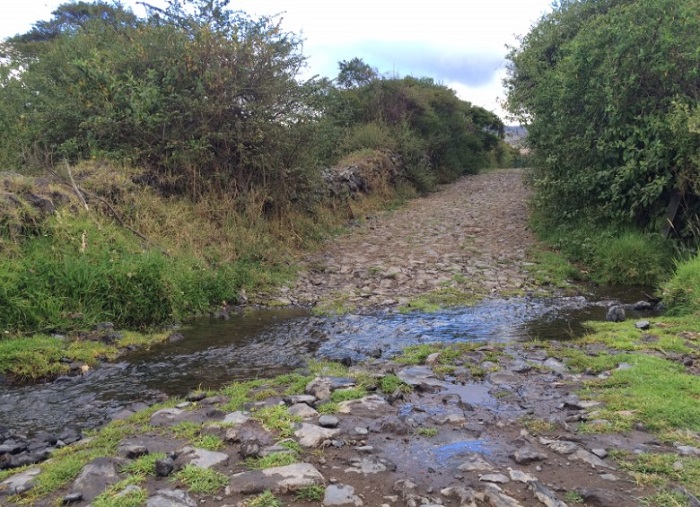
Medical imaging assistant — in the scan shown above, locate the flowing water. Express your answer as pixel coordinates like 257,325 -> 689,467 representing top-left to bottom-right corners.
0,288 -> 656,436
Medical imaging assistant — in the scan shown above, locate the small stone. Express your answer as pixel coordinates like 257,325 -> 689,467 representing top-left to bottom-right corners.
289,404 -> 320,419
458,453 -> 494,472
147,488 -> 197,507
175,402 -> 192,409
510,447 -> 548,465
155,457 -> 174,477
606,305 -> 625,322
62,492 -> 83,504
425,353 -> 441,365
178,447 -> 229,468
480,473 -> 510,484
323,484 -> 364,506
186,391 -> 207,402
223,411 -> 250,425
354,427 -> 369,435
591,448 -> 608,459
599,473 -> 619,481
509,469 -> 536,483
635,320 -> 651,330
676,445 -> 700,457
119,444 -> 149,459
294,423 -> 340,448
318,415 -> 340,428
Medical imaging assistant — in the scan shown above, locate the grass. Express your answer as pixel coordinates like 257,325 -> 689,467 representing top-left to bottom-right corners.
330,388 -> 367,403
619,453 -> 700,498
563,490 -> 584,504
399,287 -> 482,313
415,427 -> 438,437
316,402 -> 340,415
251,405 -> 301,438
92,480 -> 147,507
173,464 -> 228,494
191,434 -> 224,451
664,253 -> 700,316
379,374 -> 411,394
246,451 -> 299,470
246,490 -> 283,507
527,248 -> 581,288
120,452 -> 167,476
295,485 -> 325,501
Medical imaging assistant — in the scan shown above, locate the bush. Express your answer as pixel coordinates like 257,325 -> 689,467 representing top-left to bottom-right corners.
663,254 -> 700,315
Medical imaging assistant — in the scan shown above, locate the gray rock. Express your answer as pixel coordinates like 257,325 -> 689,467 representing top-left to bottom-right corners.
323,484 -> 364,506
149,408 -> 186,427
62,492 -> 83,504
289,403 -> 319,419
0,467 -> 40,496
178,446 -> 229,468
545,440 -> 579,455
440,486 -> 479,507
457,453 -> 494,472
488,372 -> 521,385
285,395 -> 317,405
479,473 -> 510,484
368,416 -> 411,435
543,358 -> 568,374
306,377 -> 333,401
676,445 -> 700,457
573,449 -> 614,469
606,305 -> 625,322
635,320 -> 651,330
511,360 -> 532,373
529,481 -> 567,507
425,352 -> 442,365
599,473 -> 619,482
118,444 -> 149,459
509,469 -> 536,483
229,463 -> 325,494
345,456 -> 396,474
223,411 -> 250,425
147,488 -> 197,507
396,366 -> 443,388
72,457 -> 123,501
591,448 -> 608,459
578,487 -> 625,507
318,415 -> 340,428
337,395 -> 390,416
632,301 -> 654,311
294,423 -> 340,447
482,483 -> 524,507
510,447 -> 548,465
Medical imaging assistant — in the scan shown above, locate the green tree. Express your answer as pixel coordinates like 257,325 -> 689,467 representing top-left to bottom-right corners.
506,0 -> 700,237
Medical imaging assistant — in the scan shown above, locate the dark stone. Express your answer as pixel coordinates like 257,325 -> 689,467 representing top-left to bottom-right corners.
119,444 -> 149,459
94,322 -> 114,332
632,301 -> 654,311
606,305 -> 625,322
318,415 -> 340,428
155,457 -> 175,477
368,416 -> 411,435
62,492 -> 83,504
577,487 -> 624,507
510,447 -> 548,465
186,391 -> 207,402
240,442 -> 261,458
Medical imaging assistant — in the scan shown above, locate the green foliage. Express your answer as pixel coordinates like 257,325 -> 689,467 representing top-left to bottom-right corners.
330,388 -> 367,403
295,485 -> 326,501
246,491 -> 283,507
663,254 -> 700,315
251,405 -> 300,437
120,452 -> 167,477
415,427 -> 438,437
173,464 -> 228,494
507,0 -> 700,239
246,451 -> 299,470
93,481 -> 147,507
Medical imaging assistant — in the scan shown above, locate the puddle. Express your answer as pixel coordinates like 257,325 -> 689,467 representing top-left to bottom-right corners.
435,440 -> 492,464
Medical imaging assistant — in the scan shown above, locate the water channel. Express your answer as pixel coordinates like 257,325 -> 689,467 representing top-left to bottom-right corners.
0,287 -> 655,436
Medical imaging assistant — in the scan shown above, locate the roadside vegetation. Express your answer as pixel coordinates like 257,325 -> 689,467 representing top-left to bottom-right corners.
506,0 -> 700,289
0,0 -> 507,377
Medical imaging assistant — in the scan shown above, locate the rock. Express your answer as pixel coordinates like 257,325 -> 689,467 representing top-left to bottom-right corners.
457,453 -> 494,472
155,457 -> 174,477
223,411 -> 251,425
606,305 -> 625,322
632,301 -> 654,311
599,473 -> 619,482
543,358 -> 568,374
318,415 -> 340,428
425,353 -> 441,365
544,440 -> 579,455
285,395 -> 317,405
289,403 -> 320,419
511,360 -> 532,373
323,484 -> 364,506
591,448 -> 608,459
306,378 -> 333,401
294,423 -> 340,448
368,416 -> 411,435
147,488 -> 197,507
62,492 -> 83,504
479,473 -> 510,484
440,486 -> 479,507
229,463 -> 325,494
635,320 -> 651,330
529,481 -> 567,507
118,444 -> 149,459
72,457 -> 123,501
488,372 -> 521,385
509,469 -> 536,483
149,408 -> 186,427
396,366 -> 444,388
482,483 -> 524,507
186,391 -> 207,402
577,487 -> 625,507
337,395 -> 390,416
345,456 -> 397,474
177,446 -> 228,468
676,445 -> 700,457
168,332 -> 184,343
0,467 -> 41,496
510,447 -> 548,465
573,449 -> 614,469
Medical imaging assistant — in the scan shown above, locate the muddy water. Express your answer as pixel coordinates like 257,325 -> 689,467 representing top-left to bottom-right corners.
0,289 -> 655,435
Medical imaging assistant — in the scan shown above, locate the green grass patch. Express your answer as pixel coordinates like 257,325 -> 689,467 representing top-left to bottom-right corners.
379,374 -> 411,394
330,388 -> 367,403
307,360 -> 350,377
618,453 -> 700,497
191,434 -> 224,451
399,287 -> 482,313
245,490 -> 283,507
527,248 -> 581,287
579,354 -> 700,433
664,254 -> 700,316
251,405 -> 300,437
246,451 -> 299,470
295,485 -> 326,501
173,464 -> 228,494
416,427 -> 438,437
120,452 -> 167,476
92,480 -> 147,507
316,402 -> 340,415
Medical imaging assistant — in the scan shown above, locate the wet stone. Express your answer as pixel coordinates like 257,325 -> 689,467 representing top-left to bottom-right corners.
458,453 -> 494,472
510,447 -> 548,465
155,457 -> 174,477
323,484 -> 364,506
72,457 -> 124,502
0,467 -> 41,496
229,463 -> 325,494
318,415 -> 340,428
118,444 -> 149,459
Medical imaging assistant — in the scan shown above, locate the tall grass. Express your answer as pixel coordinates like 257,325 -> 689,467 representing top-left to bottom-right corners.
663,254 -> 700,315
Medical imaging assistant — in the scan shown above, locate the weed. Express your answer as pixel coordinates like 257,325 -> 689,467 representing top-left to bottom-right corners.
307,360 -> 349,377
642,491 -> 691,507
563,490 -> 584,504
92,480 -> 147,507
191,434 -> 224,451
316,402 -> 339,415
416,427 -> 439,437
251,405 -> 300,437
173,465 -> 228,494
379,374 -> 411,394
170,421 -> 201,440
519,417 -> 556,434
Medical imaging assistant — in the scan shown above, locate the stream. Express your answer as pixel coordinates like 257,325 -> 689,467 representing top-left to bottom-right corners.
0,288 -> 656,436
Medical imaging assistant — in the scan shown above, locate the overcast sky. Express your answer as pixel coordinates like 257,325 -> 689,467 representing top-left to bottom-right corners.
0,0 -> 553,121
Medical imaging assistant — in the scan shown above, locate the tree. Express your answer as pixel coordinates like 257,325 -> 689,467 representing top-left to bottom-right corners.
506,0 -> 700,237
336,57 -> 378,89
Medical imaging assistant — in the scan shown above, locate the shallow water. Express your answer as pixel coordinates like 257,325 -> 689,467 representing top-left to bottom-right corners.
0,288 -> 656,435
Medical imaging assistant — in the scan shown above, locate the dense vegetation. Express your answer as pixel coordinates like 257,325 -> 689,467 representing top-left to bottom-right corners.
506,0 -> 700,290
0,0 -> 504,334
